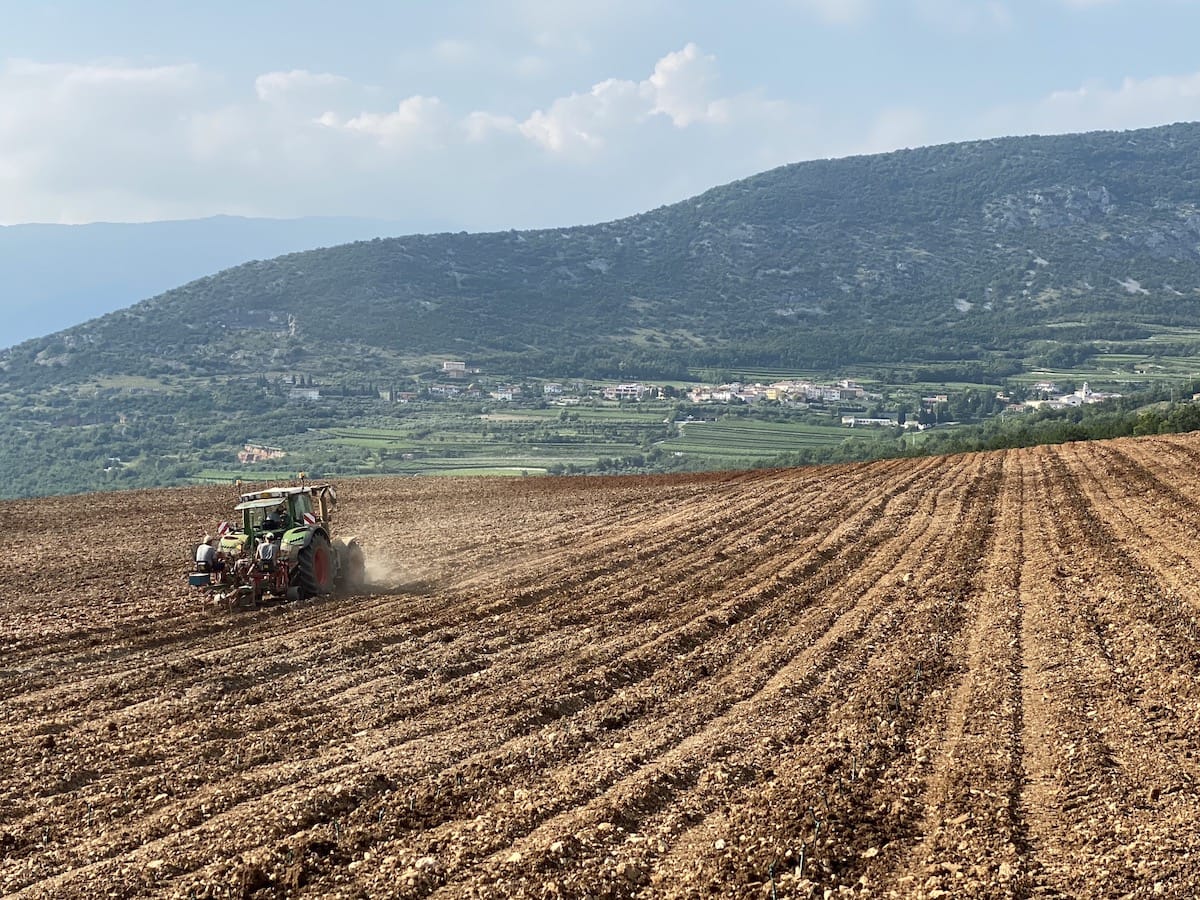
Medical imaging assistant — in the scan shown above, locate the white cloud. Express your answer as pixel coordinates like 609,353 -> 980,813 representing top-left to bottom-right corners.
462,111 -> 520,142
0,59 -> 207,221
516,44 -> 777,156
334,96 -> 449,144
647,44 -> 721,127
5,58 -> 200,91
979,70 -> 1200,138
518,77 -> 645,153
255,69 -> 350,103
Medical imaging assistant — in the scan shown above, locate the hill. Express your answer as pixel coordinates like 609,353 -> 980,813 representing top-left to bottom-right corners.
9,121 -> 1200,384
4,436 -> 1200,896
0,215 -> 413,349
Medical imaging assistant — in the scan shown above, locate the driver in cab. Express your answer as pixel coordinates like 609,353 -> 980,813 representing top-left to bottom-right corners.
262,502 -> 286,532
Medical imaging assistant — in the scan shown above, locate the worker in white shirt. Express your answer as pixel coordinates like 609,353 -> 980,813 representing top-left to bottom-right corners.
195,535 -> 218,571
255,532 -> 279,570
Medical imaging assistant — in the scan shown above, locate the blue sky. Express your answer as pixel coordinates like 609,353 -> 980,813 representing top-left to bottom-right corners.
4,0 -> 1200,232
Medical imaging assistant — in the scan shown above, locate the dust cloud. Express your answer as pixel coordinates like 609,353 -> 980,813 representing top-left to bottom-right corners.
363,552 -> 436,594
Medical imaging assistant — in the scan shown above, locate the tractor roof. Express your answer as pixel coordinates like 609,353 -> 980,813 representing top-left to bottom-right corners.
237,484 -> 332,503
234,497 -> 288,512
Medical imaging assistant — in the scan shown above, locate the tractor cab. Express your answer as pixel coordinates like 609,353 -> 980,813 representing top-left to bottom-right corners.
225,484 -> 339,545
237,497 -> 291,537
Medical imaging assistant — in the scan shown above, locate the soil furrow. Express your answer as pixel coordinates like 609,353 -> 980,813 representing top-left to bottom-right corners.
1013,445 -> 1200,897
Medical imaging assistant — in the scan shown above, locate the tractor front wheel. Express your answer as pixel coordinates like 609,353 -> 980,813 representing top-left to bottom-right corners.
297,533 -> 335,598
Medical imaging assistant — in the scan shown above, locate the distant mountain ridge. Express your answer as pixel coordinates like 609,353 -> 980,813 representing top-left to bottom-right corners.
0,215 -> 419,348
8,121 -> 1200,384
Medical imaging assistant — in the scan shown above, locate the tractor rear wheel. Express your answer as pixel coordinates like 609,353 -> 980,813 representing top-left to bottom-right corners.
297,533 -> 335,598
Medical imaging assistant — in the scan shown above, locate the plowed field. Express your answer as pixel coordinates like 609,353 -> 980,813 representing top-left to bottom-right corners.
5,435 -> 1200,898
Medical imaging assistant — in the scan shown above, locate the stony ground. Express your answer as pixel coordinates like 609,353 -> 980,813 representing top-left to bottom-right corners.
5,435 -> 1200,897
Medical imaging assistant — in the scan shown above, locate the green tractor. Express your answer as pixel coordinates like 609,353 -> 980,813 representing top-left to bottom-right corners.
193,482 -> 366,605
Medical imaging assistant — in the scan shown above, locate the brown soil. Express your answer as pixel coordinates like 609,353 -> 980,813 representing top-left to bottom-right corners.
5,436 -> 1200,897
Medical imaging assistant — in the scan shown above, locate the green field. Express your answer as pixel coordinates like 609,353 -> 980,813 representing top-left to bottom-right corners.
658,418 -> 851,463
481,405 -> 670,423
188,394 -> 924,483
1011,356 -> 1200,389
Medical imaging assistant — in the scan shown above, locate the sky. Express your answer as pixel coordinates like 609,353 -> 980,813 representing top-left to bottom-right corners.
4,0 -> 1200,233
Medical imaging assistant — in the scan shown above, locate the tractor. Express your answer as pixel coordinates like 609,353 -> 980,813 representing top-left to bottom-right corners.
190,482 -> 365,606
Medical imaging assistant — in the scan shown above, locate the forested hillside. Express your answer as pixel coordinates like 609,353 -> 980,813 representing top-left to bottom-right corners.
7,121 -> 1200,384
0,215 -> 407,349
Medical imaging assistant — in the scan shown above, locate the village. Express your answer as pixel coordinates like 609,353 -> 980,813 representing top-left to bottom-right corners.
282,361 -> 1126,433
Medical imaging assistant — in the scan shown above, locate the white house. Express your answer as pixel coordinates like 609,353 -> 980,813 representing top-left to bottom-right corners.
604,383 -> 649,401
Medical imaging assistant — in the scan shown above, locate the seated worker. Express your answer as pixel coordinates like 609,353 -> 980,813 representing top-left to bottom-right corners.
195,535 -> 221,572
